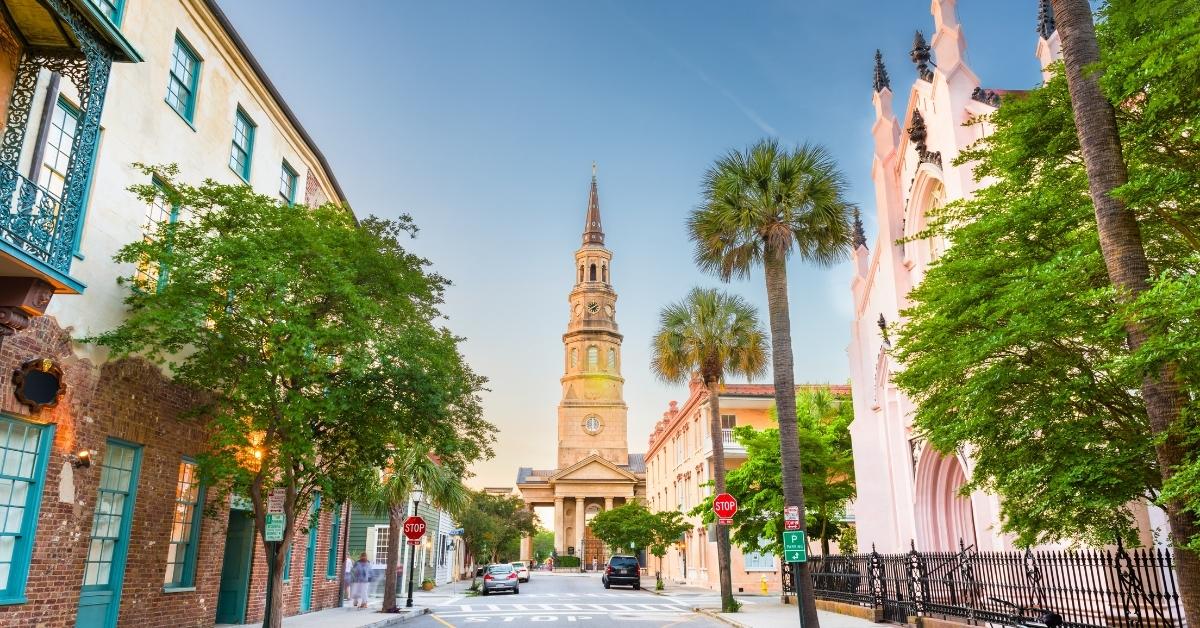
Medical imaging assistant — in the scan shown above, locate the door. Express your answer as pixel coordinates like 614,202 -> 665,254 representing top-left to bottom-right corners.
76,441 -> 141,628
215,510 -> 255,624
300,494 -> 320,612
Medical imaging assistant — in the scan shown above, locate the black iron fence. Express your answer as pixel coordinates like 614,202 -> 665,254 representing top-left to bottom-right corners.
806,540 -> 1185,627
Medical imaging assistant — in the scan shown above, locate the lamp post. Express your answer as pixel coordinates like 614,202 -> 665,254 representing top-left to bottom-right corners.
406,486 -> 425,609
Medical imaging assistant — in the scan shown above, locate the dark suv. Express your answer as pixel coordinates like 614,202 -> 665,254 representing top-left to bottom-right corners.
602,555 -> 641,589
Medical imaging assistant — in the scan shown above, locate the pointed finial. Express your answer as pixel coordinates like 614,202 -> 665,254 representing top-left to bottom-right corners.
1037,0 -> 1056,40
911,30 -> 933,81
878,313 -> 887,332
592,161 -> 597,178
583,166 -> 604,246
852,208 -> 867,249
873,50 -> 891,93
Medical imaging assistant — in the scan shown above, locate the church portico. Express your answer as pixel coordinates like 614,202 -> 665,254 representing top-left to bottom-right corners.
516,167 -> 647,563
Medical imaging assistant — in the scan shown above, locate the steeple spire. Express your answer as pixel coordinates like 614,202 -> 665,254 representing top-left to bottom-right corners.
1037,0 -> 1056,40
911,30 -> 933,82
873,50 -> 891,93
852,208 -> 867,249
583,163 -> 604,246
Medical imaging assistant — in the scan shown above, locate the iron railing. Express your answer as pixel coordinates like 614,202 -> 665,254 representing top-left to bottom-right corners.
0,162 -> 75,274
807,539 -> 1185,628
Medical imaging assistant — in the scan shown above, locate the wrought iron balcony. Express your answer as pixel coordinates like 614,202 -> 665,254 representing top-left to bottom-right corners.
0,163 -> 76,277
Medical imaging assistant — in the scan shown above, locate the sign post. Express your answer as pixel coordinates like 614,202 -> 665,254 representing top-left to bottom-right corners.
713,493 -> 738,525
403,516 -> 426,609
784,529 -> 809,628
264,514 -> 285,542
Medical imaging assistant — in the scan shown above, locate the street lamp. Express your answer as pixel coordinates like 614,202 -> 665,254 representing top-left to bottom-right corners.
406,486 -> 425,609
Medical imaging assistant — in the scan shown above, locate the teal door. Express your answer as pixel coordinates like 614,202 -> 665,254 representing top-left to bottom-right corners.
76,441 -> 141,628
300,494 -> 320,612
215,510 -> 255,624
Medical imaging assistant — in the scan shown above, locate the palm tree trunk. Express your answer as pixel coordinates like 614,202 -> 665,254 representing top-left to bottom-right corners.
763,249 -> 820,628
384,503 -> 405,612
706,376 -> 737,613
1051,2 -> 1200,624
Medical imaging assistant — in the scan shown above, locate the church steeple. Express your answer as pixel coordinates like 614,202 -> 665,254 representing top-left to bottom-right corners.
583,163 -> 604,246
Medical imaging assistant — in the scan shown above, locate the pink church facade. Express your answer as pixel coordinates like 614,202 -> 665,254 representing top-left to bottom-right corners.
845,1 -> 1070,554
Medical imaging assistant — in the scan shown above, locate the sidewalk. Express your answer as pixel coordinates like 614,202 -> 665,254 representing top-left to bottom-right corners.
700,605 -> 879,628
221,581 -> 468,628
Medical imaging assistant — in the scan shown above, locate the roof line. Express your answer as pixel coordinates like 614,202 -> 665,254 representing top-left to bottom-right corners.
202,0 -> 348,206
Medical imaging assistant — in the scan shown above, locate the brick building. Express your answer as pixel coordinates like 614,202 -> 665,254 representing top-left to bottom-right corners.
0,1 -> 349,626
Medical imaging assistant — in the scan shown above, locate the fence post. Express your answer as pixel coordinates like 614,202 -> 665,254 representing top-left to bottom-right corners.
869,544 -> 885,621
906,540 -> 929,619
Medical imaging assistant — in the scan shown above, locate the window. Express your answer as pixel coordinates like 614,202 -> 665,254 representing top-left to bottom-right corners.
89,0 -> 123,26
744,549 -> 776,571
601,264 -> 607,282
578,265 -> 584,283
327,504 -> 341,578
720,414 -> 737,429
589,264 -> 596,281
164,459 -> 203,588
279,160 -> 298,204
37,99 -> 79,199
83,442 -> 139,587
166,35 -> 201,122
136,179 -> 180,292
229,109 -> 256,181
606,348 -> 616,371
586,347 -> 598,371
569,348 -> 577,369
438,534 -> 447,566
374,526 -> 389,565
0,416 -> 52,604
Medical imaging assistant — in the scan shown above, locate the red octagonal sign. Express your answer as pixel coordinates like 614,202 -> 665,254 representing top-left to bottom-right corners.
713,493 -> 738,523
403,515 -> 426,541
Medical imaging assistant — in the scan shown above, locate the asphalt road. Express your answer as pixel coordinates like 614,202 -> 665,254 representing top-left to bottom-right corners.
406,572 -> 729,628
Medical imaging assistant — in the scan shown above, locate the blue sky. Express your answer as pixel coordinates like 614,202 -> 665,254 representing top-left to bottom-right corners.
218,1 -> 1046,487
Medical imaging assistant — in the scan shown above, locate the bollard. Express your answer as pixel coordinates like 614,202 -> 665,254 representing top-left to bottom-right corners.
761,574 -> 768,595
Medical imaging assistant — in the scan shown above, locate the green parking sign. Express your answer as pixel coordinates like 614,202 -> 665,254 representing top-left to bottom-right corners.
783,530 -> 807,563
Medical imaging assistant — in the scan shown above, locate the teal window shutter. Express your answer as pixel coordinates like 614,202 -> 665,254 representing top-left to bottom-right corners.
327,504 -> 341,578
166,35 -> 201,123
163,459 -> 204,588
229,109 -> 256,181
283,544 -> 292,582
279,161 -> 298,205
0,416 -> 54,605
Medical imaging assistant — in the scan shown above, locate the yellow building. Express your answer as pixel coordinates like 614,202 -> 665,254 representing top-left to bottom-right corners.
645,381 -> 851,594
516,168 -> 646,566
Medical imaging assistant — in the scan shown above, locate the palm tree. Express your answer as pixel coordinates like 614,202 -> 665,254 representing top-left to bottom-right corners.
361,444 -> 469,613
1050,1 -> 1199,622
651,287 -> 768,612
690,138 -> 854,627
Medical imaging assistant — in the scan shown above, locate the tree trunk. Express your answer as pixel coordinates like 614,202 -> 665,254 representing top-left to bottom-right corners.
706,377 -> 737,613
1051,2 -> 1200,624
763,249 -> 820,628
383,503 -> 405,612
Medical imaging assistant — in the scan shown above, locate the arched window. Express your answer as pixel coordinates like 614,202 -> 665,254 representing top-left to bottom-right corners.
570,348 -> 578,369
587,346 -> 598,370
589,264 -> 597,281
607,348 -> 616,371
578,265 -> 584,283
602,264 -> 608,283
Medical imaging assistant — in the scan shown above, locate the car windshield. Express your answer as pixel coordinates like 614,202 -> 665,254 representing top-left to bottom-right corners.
488,565 -> 513,574
511,562 -> 525,568
610,556 -> 638,568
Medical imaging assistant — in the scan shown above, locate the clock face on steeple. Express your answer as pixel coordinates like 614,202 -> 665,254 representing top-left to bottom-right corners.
586,301 -> 599,315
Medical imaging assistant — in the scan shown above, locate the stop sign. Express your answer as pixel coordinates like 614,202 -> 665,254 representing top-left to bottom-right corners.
713,493 -> 738,519
403,515 -> 426,541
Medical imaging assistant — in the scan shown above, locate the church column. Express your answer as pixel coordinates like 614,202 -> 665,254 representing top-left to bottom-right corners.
604,496 -> 613,511
554,497 -> 565,553
575,497 -> 586,555
520,503 -> 534,560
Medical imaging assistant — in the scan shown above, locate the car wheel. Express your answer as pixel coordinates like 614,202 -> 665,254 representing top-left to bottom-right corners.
514,587 -> 520,594
604,582 -> 611,589
481,588 -> 489,596
633,583 -> 641,590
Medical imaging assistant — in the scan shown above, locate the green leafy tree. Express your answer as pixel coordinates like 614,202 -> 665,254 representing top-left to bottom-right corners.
647,510 -> 691,590
691,139 -> 855,627
533,530 -> 555,561
90,168 -> 477,628
459,491 -> 538,574
693,389 -> 855,557
588,501 -> 657,557
651,287 -> 767,611
891,0 -> 1200,620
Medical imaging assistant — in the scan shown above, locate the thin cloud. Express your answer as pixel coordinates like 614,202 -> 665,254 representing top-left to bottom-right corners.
609,3 -> 778,137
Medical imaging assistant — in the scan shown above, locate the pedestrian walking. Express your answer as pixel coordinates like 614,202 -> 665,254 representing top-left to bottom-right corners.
350,552 -> 373,609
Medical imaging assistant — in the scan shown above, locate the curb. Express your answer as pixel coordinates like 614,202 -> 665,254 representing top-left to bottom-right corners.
360,608 -> 432,627
694,608 -> 749,628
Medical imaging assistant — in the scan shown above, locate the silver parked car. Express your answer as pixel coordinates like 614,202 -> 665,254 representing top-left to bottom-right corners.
481,563 -> 520,595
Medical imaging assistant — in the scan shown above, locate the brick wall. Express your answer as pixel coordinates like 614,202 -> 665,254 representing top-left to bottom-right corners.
0,316 -> 343,627
243,508 -> 343,624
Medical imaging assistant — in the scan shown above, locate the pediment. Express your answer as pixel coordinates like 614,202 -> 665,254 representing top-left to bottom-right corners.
549,454 -> 638,483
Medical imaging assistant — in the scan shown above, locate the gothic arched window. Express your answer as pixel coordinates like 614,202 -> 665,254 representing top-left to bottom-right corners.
602,264 -> 608,283
589,264 -> 597,281
587,346 -> 598,370
607,348 -> 616,370
570,348 -> 578,369
578,265 -> 584,283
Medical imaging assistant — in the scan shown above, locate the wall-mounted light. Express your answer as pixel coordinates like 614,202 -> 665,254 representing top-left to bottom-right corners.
69,449 -> 94,468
